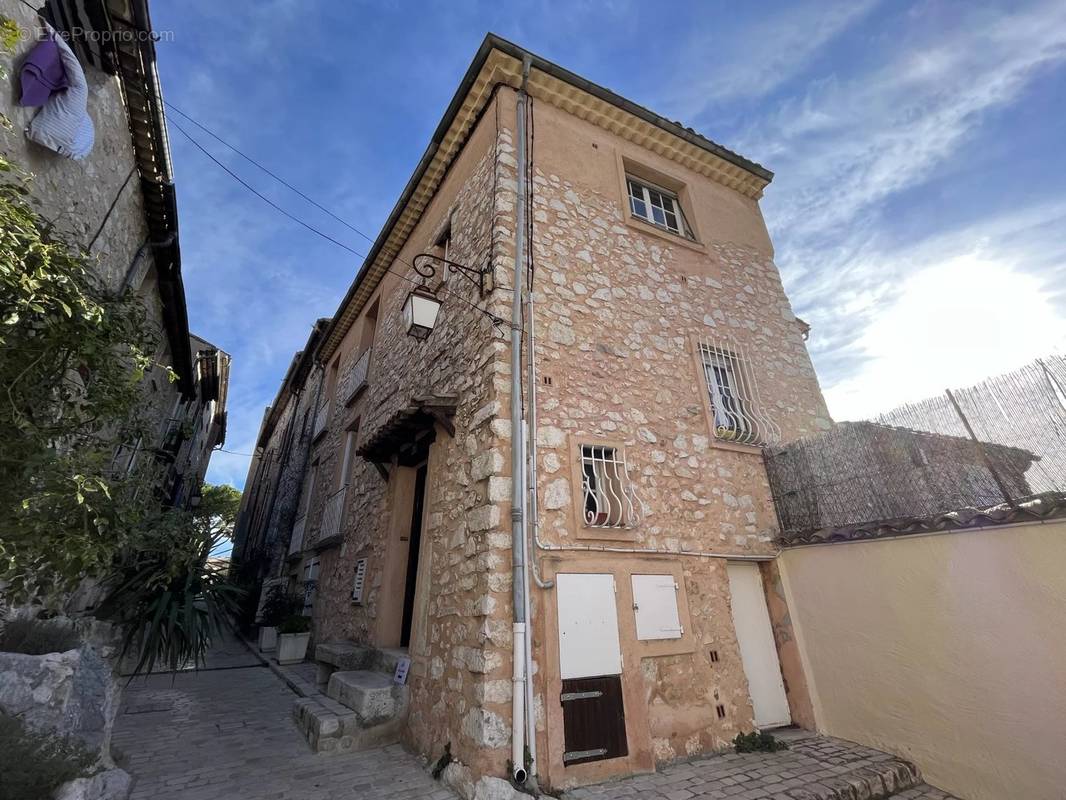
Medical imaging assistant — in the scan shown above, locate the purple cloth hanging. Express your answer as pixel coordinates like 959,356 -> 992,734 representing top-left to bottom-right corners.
20,36 -> 69,107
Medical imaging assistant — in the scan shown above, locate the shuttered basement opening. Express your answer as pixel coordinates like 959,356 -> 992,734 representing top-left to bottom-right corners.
560,675 -> 627,765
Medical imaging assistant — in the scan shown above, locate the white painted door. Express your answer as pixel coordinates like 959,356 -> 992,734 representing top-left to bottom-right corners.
726,562 -> 791,729
556,573 -> 622,679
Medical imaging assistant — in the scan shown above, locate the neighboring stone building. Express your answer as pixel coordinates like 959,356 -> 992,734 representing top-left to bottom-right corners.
233,320 -> 329,587
0,0 -> 225,506
235,35 -> 830,796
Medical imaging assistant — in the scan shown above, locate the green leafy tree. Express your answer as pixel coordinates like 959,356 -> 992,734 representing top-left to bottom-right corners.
0,154 -> 168,603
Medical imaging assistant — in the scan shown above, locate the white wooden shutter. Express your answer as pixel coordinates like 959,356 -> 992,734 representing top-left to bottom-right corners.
631,574 -> 683,640
556,573 -> 623,679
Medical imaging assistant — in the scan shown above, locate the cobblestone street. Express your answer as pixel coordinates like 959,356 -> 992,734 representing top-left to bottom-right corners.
112,632 -> 456,800
563,734 -> 961,800
113,633 -> 959,800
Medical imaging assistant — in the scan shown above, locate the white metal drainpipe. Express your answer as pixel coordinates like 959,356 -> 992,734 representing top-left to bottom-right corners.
509,53 -> 532,787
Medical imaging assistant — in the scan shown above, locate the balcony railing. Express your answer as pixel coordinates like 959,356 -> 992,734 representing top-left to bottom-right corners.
340,347 -> 372,405
311,401 -> 329,440
288,514 -> 306,557
319,487 -> 347,543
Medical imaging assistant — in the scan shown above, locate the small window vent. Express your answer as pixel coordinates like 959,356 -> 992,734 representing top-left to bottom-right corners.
716,704 -> 727,720
351,558 -> 368,604
709,649 -> 720,663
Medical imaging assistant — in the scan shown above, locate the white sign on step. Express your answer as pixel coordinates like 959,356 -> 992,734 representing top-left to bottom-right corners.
393,656 -> 411,685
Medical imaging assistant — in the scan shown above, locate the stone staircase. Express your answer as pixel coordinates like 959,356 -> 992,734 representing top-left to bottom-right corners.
291,641 -> 409,754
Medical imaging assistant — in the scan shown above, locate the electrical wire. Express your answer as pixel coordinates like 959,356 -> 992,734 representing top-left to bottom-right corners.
167,115 -> 506,328
170,119 -> 365,258
88,166 -> 137,252
165,101 -> 380,249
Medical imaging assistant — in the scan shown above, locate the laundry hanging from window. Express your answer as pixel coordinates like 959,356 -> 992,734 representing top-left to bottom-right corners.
24,24 -> 95,159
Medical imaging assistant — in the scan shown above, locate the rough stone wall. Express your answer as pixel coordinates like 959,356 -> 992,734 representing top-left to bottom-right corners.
265,372 -> 323,577
529,166 -> 829,554
297,82 -> 831,786
305,100 -> 516,776
0,1 -> 184,454
520,100 -> 832,781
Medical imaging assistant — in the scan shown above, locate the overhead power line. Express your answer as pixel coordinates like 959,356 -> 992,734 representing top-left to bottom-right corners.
168,119 -> 365,258
167,109 -> 505,327
165,101 -> 378,248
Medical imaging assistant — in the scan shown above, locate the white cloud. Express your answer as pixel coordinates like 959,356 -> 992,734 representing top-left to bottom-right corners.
752,0 -> 1066,241
717,0 -> 1066,422
824,253 -> 1066,420
668,0 -> 879,116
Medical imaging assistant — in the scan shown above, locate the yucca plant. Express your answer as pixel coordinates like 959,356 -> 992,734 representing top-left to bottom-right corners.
95,484 -> 244,676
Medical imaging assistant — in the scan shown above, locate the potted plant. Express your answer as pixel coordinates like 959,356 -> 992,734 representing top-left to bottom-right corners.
257,584 -> 293,652
275,614 -> 311,665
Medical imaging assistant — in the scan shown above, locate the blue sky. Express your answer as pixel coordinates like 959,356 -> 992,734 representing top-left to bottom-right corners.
150,1 -> 1066,489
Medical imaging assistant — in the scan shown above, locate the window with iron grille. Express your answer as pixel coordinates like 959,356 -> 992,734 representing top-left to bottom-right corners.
698,337 -> 780,446
580,445 -> 644,529
626,177 -> 694,239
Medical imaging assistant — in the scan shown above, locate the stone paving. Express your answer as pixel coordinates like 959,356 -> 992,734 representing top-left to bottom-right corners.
113,631 -> 960,800
112,631 -> 455,800
565,733 -> 960,800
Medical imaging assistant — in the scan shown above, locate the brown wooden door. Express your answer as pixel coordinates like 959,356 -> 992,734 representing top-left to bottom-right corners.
560,675 -> 628,765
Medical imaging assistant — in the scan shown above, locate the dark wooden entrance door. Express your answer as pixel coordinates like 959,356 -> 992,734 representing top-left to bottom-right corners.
400,463 -> 427,648
560,675 -> 628,765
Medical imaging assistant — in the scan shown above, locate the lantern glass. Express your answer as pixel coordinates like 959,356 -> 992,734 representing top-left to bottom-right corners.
402,290 -> 441,339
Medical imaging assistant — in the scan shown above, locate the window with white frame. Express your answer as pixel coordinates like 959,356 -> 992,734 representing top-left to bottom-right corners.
698,337 -> 780,446
580,445 -> 644,529
626,176 -> 693,239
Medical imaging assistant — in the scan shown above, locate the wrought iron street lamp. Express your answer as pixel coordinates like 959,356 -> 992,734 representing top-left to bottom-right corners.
401,288 -> 442,340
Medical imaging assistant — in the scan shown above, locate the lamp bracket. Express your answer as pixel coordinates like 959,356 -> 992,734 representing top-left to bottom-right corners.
413,253 -> 490,297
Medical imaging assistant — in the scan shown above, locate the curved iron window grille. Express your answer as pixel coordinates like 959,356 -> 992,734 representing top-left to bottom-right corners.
581,445 -> 645,529
698,336 -> 781,446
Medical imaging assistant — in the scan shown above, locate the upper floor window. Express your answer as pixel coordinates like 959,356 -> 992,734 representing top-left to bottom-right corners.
581,444 -> 644,529
627,177 -> 693,239
698,338 -> 780,446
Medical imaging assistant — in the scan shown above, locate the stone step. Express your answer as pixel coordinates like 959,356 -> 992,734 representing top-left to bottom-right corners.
315,641 -> 374,672
292,689 -> 408,755
326,670 -> 407,725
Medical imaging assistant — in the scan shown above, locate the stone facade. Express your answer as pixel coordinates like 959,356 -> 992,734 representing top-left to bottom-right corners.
0,1 -> 221,507
298,103 -> 514,778
244,40 -> 831,796
233,323 -> 327,584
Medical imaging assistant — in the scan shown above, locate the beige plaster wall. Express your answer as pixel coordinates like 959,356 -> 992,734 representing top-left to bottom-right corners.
778,521 -> 1066,800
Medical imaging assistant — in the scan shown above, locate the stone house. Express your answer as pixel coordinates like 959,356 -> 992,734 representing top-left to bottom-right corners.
236,35 -> 831,796
0,0 -> 225,507
233,320 -> 329,588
